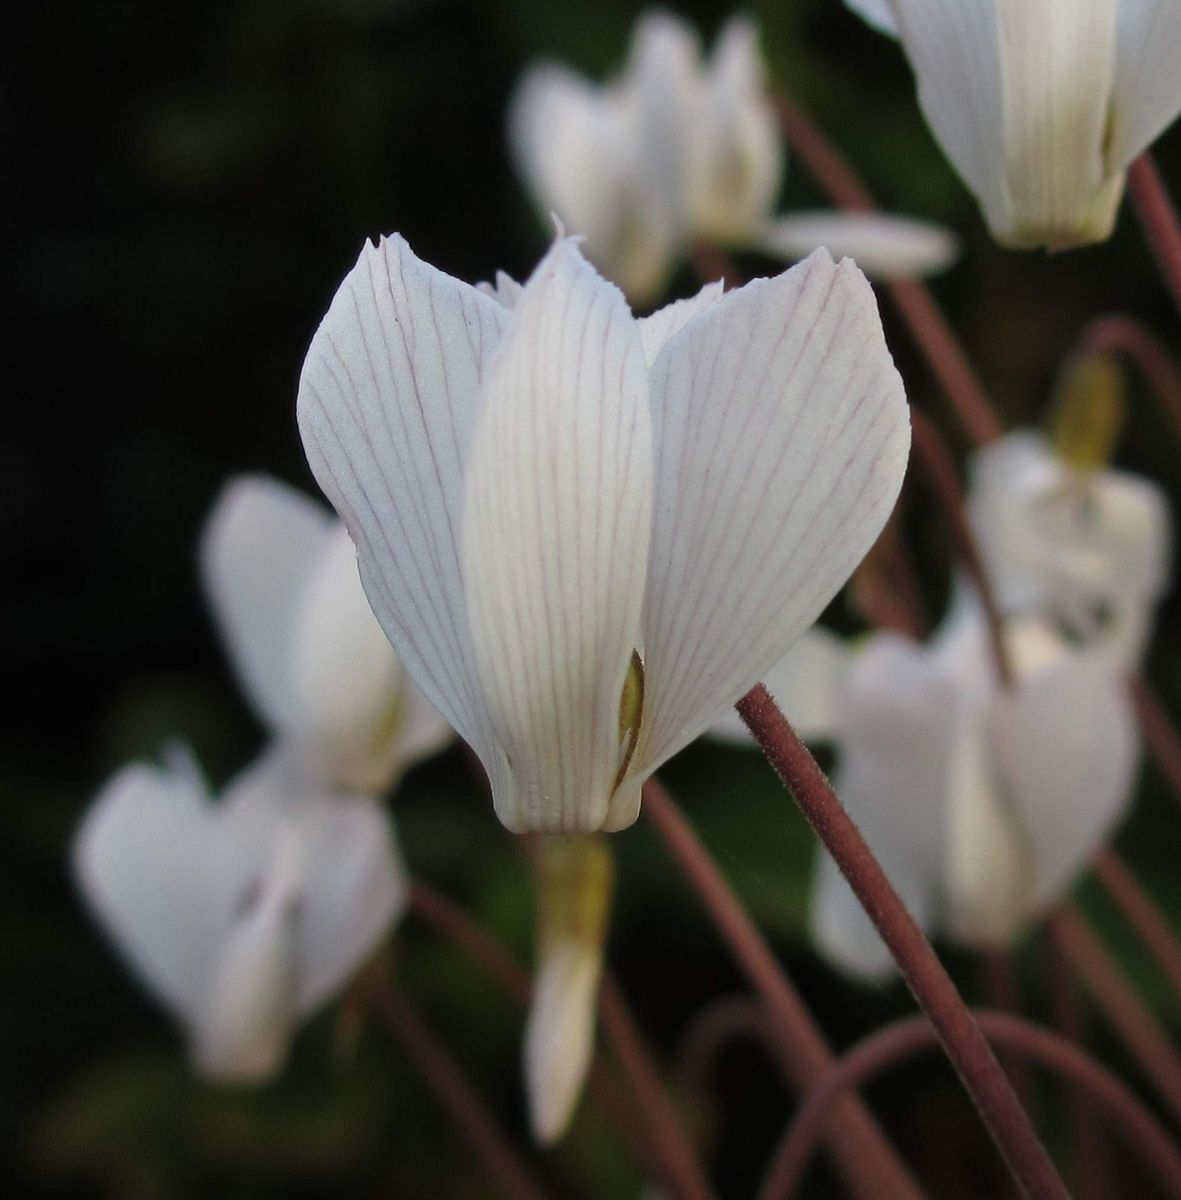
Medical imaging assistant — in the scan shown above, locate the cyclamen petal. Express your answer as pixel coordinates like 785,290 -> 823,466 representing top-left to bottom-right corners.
851,0 -> 1181,250
299,236 -> 909,834
73,749 -> 405,1080
203,475 -> 453,792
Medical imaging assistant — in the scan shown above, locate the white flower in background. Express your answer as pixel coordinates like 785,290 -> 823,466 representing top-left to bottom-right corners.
202,475 -> 453,793
805,593 -> 1137,980
298,233 -> 910,835
73,748 -> 405,1080
967,432 -> 1171,671
845,0 -> 1181,250
511,10 -> 956,305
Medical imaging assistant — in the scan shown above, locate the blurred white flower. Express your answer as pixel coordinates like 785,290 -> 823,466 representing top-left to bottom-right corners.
73,748 -> 406,1080
298,233 -> 910,834
845,0 -> 1181,249
510,11 -> 956,304
806,593 -> 1137,980
202,475 -> 453,792
967,431 -> 1171,671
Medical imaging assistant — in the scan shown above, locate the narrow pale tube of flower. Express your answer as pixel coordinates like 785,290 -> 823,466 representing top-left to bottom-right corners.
524,835 -> 615,1143
297,233 -> 910,836
845,0 -> 1181,251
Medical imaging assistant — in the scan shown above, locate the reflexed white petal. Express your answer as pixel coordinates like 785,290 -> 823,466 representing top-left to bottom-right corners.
286,524 -> 406,791
201,475 -> 334,732
509,67 -> 649,292
994,0 -> 1119,248
297,235 -> 511,763
289,797 -> 406,1013
1107,0 -> 1181,171
890,0 -> 1121,248
73,764 -> 229,1023
524,942 -> 601,1144
888,0 -> 1009,237
393,678 -> 458,773
193,825 -> 303,1080
811,632 -> 950,978
709,627 -> 850,745
637,280 -> 725,365
760,211 -> 959,279
630,251 -> 909,785
992,642 -> 1137,914
845,0 -> 899,37
461,240 -> 652,833
967,431 -> 1171,670
687,16 -> 783,244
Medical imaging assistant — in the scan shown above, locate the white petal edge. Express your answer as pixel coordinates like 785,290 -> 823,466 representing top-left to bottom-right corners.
73,763 -> 227,1024
297,234 -> 511,765
461,239 -> 653,834
844,0 -> 899,38
709,626 -> 850,745
760,211 -> 959,280
637,280 -> 725,365
992,641 -> 1138,914
629,250 -> 910,791
201,475 -> 334,734
1107,0 -> 1181,172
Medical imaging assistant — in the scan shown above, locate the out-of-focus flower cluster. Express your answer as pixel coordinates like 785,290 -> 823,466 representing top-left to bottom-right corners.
70,1 -> 1181,1179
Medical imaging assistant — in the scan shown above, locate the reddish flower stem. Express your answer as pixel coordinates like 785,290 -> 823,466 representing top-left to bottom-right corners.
676,994 -> 771,1097
1046,905 -> 1181,1122
1043,929 -> 1113,1200
980,951 -> 1034,1102
408,884 -> 661,1185
1082,314 -> 1181,443
370,982 -> 552,1200
909,409 -> 1013,684
735,687 -> 1067,1200
642,778 -> 928,1200
773,91 -> 1003,447
1129,676 -> 1181,810
598,975 -> 718,1200
1128,154 -> 1181,321
1092,848 -> 1181,1003
757,1010 -> 1181,1200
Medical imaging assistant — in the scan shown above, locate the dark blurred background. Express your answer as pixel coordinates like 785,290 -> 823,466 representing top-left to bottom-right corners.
8,0 -> 1181,1196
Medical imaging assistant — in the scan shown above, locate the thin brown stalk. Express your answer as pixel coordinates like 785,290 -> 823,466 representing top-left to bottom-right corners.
1093,848 -> 1181,1003
773,90 -> 1003,447
598,975 -> 718,1200
1043,928 -> 1112,1200
642,777 -> 928,1200
677,994 -> 771,1098
909,408 -> 1013,684
1046,905 -> 1181,1123
1129,676 -> 1181,810
735,687 -> 1067,1200
1082,314 -> 1181,443
1128,154 -> 1181,320
407,881 -> 707,1198
758,1010 -> 1181,1200
371,982 -> 552,1200
980,951 -> 1034,1102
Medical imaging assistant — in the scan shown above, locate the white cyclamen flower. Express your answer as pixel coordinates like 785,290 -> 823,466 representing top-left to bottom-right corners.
809,593 -> 1137,979
845,0 -> 1181,249
967,431 -> 1171,671
73,748 -> 406,1080
202,475 -> 453,792
297,233 -> 910,835
511,11 -> 955,303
